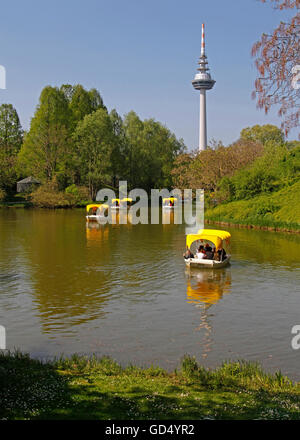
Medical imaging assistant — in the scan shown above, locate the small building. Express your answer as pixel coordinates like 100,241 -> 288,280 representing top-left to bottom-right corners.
17,176 -> 41,193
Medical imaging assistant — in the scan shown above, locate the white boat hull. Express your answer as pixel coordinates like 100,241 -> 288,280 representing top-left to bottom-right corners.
86,215 -> 105,221
185,256 -> 231,269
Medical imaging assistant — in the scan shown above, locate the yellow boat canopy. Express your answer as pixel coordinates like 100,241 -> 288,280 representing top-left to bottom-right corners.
120,198 -> 133,203
86,204 -> 109,213
163,197 -> 177,202
186,229 -> 231,250
86,204 -> 102,212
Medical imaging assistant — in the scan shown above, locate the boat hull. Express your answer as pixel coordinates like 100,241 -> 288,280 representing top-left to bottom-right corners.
185,256 -> 231,269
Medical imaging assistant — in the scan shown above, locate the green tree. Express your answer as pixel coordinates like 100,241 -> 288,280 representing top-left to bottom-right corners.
124,111 -> 184,190
0,104 -> 23,192
60,84 -> 106,129
0,104 -> 23,154
18,86 -> 72,182
240,124 -> 284,145
73,108 -> 114,199
109,109 -> 129,187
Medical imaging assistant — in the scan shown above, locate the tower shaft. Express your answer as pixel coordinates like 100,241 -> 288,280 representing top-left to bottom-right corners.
199,89 -> 207,151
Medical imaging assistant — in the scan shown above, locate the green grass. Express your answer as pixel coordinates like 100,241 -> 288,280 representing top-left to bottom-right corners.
0,351 -> 299,420
206,180 -> 300,232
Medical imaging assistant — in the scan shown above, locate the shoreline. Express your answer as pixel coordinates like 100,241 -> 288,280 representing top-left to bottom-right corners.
1,351 -> 299,420
1,203 -> 299,234
205,218 -> 300,234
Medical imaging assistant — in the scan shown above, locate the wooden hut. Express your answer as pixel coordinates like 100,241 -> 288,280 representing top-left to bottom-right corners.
17,177 -> 41,193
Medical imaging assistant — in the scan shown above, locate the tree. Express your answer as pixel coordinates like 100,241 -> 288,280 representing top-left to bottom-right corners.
171,141 -> 264,192
240,124 -> 285,144
252,0 -> 300,136
0,104 -> 23,192
73,108 -> 114,200
0,104 -> 23,154
109,109 -> 129,187
18,86 -> 72,182
123,111 -> 185,191
60,84 -> 106,129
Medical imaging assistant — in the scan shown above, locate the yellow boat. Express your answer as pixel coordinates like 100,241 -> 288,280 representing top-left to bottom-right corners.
184,229 -> 231,268
86,204 -> 109,221
111,198 -> 133,209
162,197 -> 177,209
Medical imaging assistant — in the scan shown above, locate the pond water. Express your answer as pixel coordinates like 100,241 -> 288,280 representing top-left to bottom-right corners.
0,208 -> 299,379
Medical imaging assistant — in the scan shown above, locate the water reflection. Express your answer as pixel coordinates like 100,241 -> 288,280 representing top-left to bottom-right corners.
186,269 -> 231,306
185,269 -> 232,358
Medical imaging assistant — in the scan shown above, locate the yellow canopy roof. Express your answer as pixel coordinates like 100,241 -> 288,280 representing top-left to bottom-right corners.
121,198 -> 133,202
86,204 -> 109,212
163,197 -> 177,202
186,229 -> 231,250
86,204 -> 103,212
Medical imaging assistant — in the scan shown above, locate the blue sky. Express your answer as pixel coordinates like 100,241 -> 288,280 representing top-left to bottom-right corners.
0,0 -> 297,149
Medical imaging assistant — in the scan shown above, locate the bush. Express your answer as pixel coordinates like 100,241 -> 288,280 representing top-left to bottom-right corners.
0,188 -> 6,201
30,180 -> 75,208
65,184 -> 90,205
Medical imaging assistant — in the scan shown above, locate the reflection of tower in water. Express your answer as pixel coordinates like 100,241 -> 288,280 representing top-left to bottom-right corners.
186,269 -> 231,358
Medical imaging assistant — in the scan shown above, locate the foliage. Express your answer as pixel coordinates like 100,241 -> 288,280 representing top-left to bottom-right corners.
240,124 -> 284,145
124,111 -> 185,191
65,184 -> 90,205
252,0 -> 300,136
18,86 -> 72,181
73,108 -> 115,200
30,179 -> 76,208
0,104 -> 23,193
0,188 -> 5,201
1,351 -> 299,420
0,103 -> 23,154
172,140 -> 263,191
206,180 -> 300,230
216,143 -> 300,201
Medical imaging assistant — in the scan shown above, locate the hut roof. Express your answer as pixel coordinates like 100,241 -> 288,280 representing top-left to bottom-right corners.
17,176 -> 41,184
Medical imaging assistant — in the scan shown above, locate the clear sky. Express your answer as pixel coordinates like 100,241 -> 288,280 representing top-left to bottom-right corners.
0,0 -> 297,149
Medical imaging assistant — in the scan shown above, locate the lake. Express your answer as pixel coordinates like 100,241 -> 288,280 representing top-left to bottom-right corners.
0,208 -> 299,379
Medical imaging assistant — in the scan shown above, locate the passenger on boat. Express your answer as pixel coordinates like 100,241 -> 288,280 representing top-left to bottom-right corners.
92,206 -> 97,214
205,248 -> 214,260
205,243 -> 212,252
217,248 -> 227,261
183,248 -> 194,259
213,248 -> 220,261
196,249 -> 206,259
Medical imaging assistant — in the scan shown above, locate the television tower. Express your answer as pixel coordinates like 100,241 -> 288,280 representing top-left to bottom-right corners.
192,24 -> 215,151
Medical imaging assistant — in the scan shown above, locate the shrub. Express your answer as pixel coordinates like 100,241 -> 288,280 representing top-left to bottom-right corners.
65,184 -> 90,205
0,188 -> 6,201
30,180 -> 75,208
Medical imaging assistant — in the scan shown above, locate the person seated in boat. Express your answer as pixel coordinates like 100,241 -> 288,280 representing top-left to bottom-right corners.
196,248 -> 206,259
92,206 -> 97,215
213,248 -> 220,261
205,248 -> 214,260
183,248 -> 194,259
217,247 -> 227,261
205,243 -> 212,252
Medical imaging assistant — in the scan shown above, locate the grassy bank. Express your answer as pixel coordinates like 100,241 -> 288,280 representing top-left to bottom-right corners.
0,352 -> 299,420
206,180 -> 300,232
